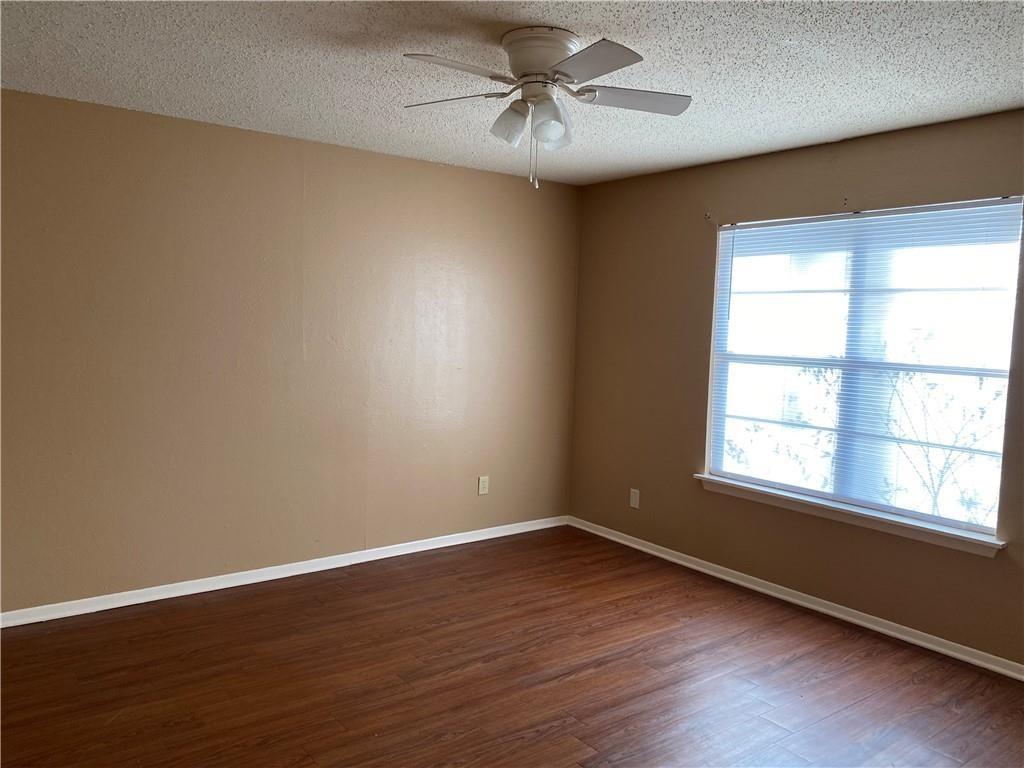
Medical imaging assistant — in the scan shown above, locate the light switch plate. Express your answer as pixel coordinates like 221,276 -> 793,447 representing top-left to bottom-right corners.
478,475 -> 490,495
629,488 -> 640,509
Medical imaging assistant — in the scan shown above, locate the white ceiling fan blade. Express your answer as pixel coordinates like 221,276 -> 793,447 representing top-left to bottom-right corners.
578,85 -> 692,116
405,92 -> 505,109
550,39 -> 642,85
404,54 -> 516,85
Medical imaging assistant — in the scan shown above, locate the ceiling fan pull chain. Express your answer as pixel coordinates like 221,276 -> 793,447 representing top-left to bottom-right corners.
528,133 -> 534,184
528,135 -> 536,183
533,140 -> 540,190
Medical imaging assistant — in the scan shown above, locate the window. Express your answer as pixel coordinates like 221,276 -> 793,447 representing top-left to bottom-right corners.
707,198 -> 1022,533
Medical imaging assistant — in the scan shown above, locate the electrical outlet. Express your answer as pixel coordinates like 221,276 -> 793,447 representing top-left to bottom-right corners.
478,475 -> 490,495
629,488 -> 640,509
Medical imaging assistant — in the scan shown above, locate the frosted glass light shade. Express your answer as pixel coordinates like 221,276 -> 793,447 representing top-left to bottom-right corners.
540,99 -> 573,151
531,96 -> 564,143
490,100 -> 529,147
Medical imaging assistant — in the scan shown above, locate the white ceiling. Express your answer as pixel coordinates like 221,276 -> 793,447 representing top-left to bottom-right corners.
3,1 -> 1022,185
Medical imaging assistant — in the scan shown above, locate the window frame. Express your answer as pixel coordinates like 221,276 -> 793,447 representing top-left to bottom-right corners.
700,196 -> 1022,546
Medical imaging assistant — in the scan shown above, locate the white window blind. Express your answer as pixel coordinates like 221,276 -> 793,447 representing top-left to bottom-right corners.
709,198 -> 1022,532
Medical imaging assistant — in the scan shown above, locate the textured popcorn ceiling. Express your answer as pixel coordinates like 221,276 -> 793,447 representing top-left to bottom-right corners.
2,1 -> 1022,185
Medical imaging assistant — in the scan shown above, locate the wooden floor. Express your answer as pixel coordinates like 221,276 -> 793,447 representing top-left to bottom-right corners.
3,527 -> 1022,767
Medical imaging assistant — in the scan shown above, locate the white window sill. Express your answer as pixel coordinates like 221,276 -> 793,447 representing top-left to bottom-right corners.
694,473 -> 1006,558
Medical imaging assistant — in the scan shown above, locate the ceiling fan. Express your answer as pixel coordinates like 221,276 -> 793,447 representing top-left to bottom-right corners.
404,27 -> 692,188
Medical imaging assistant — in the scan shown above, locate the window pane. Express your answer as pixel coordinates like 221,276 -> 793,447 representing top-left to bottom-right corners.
887,443 -> 1002,530
721,418 -> 835,495
882,291 -> 1016,369
727,294 -> 848,358
889,242 -> 1019,290
882,372 -> 1007,454
730,250 -> 848,292
724,363 -> 839,428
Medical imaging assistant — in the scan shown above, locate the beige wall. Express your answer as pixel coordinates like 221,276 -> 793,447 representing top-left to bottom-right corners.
3,90 -> 1022,664
570,110 -> 1024,663
1,90 -> 580,610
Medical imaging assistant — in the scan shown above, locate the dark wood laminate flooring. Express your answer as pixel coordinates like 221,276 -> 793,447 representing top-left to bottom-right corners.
3,527 -> 1022,767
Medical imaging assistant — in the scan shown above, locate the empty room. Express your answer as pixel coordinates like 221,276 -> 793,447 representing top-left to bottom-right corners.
2,1 -> 1022,766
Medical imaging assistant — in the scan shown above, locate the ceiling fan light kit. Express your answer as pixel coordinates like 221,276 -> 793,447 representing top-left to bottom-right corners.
405,26 -> 692,188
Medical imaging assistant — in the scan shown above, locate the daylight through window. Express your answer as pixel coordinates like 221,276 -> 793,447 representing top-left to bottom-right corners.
708,198 -> 1022,532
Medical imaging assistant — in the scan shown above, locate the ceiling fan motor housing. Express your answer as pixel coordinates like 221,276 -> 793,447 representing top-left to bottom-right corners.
500,26 -> 582,80
521,81 -> 559,105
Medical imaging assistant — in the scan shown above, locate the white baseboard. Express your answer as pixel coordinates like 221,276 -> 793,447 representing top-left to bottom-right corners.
565,516 -> 1024,682
4,513 -> 1021,683
0,516 -> 569,628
